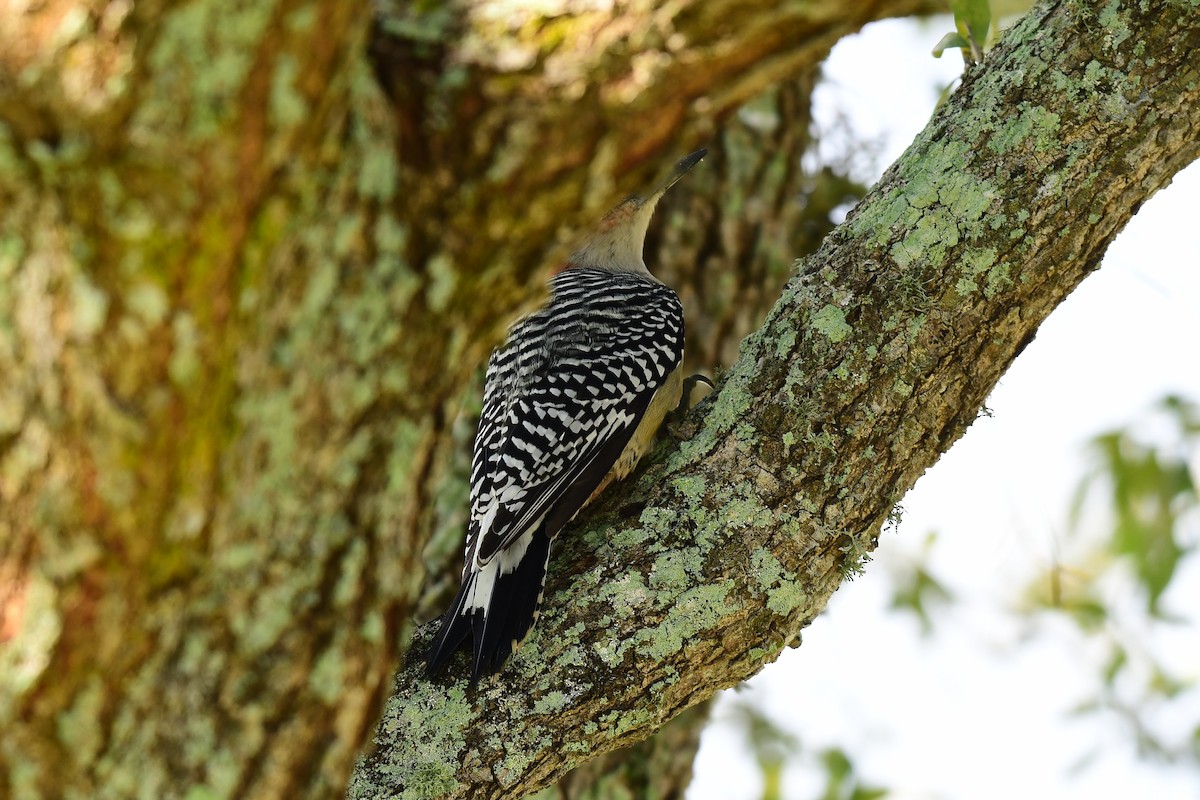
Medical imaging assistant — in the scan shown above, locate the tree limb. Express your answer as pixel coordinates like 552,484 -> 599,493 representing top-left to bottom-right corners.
353,2 -> 1200,797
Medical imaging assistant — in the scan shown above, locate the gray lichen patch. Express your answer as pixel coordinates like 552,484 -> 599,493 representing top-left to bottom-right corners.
632,581 -> 738,661
348,682 -> 473,800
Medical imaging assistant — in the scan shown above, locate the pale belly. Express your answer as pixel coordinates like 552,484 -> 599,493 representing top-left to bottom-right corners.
586,365 -> 683,505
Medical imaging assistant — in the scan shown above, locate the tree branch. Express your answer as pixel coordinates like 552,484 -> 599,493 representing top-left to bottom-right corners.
353,2 -> 1200,797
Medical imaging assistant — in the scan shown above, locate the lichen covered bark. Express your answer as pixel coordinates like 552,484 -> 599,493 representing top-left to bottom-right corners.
0,2 -> 413,797
355,2 -> 1200,798
0,0 -> 950,798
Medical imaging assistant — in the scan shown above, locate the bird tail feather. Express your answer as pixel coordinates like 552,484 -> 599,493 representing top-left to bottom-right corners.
425,528 -> 553,682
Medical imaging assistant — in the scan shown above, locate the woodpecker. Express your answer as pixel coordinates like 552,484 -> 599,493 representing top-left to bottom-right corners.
426,148 -> 707,682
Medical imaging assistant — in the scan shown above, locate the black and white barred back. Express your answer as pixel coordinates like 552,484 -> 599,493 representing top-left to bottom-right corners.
426,267 -> 685,681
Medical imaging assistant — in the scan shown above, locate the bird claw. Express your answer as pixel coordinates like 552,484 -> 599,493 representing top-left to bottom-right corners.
664,373 -> 715,437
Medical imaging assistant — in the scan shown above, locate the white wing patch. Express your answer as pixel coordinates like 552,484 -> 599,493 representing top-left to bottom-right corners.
462,522 -> 541,612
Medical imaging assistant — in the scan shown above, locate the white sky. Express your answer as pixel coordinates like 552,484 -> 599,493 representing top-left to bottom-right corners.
689,16 -> 1200,800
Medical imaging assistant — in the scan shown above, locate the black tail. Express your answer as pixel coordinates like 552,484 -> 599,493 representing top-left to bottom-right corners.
424,580 -> 475,678
425,529 -> 554,682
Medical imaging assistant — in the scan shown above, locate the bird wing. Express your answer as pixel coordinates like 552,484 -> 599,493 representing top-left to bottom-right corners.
465,269 -> 684,568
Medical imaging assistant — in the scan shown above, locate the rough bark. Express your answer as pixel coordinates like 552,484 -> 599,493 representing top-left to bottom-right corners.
352,2 -> 1200,799
1,6 -> 395,799
528,703 -> 710,800
0,1 -> 940,799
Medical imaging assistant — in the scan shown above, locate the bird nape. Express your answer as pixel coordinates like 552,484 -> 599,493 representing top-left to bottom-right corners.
425,149 -> 707,683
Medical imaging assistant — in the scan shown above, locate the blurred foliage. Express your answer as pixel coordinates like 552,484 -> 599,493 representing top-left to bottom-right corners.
729,700 -> 800,800
886,531 -> 953,635
725,702 -> 886,800
815,749 -> 887,800
1022,395 -> 1199,766
1066,395 -> 1199,617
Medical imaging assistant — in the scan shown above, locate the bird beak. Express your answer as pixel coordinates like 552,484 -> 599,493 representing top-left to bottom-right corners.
646,148 -> 708,201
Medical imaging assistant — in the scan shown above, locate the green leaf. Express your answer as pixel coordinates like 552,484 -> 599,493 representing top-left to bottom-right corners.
951,0 -> 992,45
932,32 -> 970,58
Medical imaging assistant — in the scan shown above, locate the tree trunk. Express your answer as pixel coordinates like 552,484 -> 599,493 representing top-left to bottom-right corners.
0,2 -> 1195,800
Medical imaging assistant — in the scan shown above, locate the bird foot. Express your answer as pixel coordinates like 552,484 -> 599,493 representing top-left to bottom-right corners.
663,373 -> 715,438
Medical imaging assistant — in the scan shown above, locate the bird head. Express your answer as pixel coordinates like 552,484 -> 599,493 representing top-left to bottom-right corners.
566,148 -> 707,274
